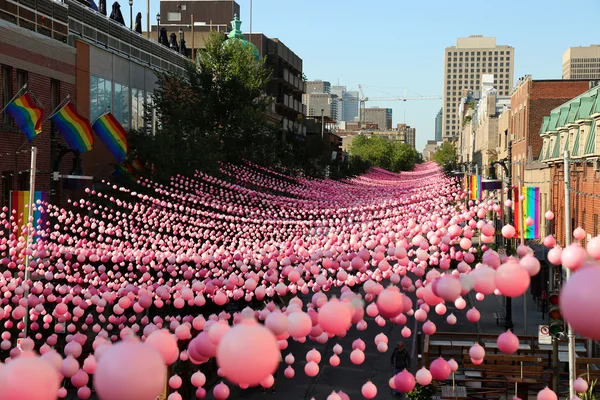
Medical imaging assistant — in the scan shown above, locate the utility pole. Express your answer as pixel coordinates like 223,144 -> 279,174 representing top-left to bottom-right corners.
504,140 -> 514,331
564,150 -> 576,400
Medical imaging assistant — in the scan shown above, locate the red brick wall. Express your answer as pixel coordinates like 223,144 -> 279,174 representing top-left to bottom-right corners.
0,60 -> 76,210
550,162 -> 600,246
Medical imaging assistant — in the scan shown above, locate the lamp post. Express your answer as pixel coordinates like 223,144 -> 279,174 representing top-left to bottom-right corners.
128,0 -> 133,29
156,13 -> 160,41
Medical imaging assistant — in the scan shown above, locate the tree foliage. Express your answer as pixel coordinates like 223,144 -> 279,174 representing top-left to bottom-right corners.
348,135 -> 421,172
433,141 -> 458,172
130,32 -> 288,180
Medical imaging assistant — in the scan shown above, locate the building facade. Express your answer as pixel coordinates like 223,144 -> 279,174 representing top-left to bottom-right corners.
364,107 -> 392,130
539,85 -> 600,246
422,140 -> 441,161
435,108 -> 442,141
562,45 -> 600,80
303,93 -> 338,120
330,86 -> 359,123
247,33 -> 305,137
443,36 -> 514,142
510,76 -> 591,183
397,123 -> 416,148
306,80 -> 331,94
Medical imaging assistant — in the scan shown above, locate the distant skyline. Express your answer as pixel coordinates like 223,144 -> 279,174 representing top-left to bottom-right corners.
133,0 -> 600,150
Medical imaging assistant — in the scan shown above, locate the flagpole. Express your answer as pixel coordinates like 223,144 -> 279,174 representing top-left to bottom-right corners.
43,95 -> 71,123
91,106 -> 111,126
23,146 -> 37,339
0,83 -> 28,115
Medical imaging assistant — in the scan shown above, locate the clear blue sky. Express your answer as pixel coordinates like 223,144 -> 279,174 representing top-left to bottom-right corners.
134,0 -> 599,151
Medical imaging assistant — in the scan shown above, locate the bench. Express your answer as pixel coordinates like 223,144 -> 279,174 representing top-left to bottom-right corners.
493,311 -> 506,326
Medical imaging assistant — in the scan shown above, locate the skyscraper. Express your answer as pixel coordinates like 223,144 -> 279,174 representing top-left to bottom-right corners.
434,108 -> 442,141
330,86 -> 359,122
364,108 -> 392,130
562,45 -> 600,79
306,80 -> 331,94
442,36 -> 514,142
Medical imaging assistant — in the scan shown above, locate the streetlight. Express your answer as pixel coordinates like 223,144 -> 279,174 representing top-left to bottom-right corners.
128,0 -> 133,29
156,12 -> 160,41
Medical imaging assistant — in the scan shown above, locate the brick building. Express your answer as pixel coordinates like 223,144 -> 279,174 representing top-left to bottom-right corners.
510,76 -> 591,180
539,85 -> 600,246
1,20 -> 77,209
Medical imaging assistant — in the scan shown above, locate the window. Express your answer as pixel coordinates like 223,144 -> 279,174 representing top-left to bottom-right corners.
51,80 -> 61,110
167,12 -> 181,21
114,82 -> 130,129
90,76 -> 112,121
17,70 -> 27,91
18,171 -> 29,191
131,88 -> 145,130
594,215 -> 598,236
1,65 -> 13,128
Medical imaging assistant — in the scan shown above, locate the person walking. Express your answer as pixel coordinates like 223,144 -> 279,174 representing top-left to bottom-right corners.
391,341 -> 411,396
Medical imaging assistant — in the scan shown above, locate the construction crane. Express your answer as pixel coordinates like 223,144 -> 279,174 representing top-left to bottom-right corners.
356,85 -> 441,128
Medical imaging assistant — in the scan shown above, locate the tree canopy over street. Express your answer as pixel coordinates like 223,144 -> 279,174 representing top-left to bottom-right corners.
348,134 -> 422,173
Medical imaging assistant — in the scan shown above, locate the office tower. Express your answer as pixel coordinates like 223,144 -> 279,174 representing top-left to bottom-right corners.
562,45 -> 600,79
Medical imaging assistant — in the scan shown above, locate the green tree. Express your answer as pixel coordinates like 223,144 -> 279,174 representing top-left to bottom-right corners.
130,32 -> 280,181
433,141 -> 458,172
349,135 -> 419,172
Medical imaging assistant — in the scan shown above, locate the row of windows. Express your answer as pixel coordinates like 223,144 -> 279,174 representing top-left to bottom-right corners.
448,50 -> 510,56
447,74 -> 507,81
448,57 -> 510,63
570,58 -> 600,63
449,63 -> 508,68
571,74 -> 600,79
448,68 -> 506,74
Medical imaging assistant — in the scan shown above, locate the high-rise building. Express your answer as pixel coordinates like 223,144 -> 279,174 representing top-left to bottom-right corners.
306,80 -> 331,94
303,93 -> 338,120
562,45 -> 600,79
434,108 -> 442,141
364,107 -> 392,130
397,124 -> 416,149
330,86 -> 359,122
442,36 -> 515,142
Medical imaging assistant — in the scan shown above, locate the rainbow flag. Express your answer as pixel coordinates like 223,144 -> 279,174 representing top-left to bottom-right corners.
522,186 -> 540,239
469,175 -> 482,200
92,112 -> 128,162
113,163 -> 140,181
10,191 -> 48,238
4,93 -> 44,141
50,101 -> 94,153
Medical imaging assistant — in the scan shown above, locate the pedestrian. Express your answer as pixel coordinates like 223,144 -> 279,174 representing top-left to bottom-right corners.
391,341 -> 411,396
541,289 -> 547,319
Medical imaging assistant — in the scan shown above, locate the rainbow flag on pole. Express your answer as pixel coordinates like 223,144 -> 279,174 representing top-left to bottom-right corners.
522,186 -> 540,239
469,175 -> 482,200
4,93 -> 44,141
50,101 -> 94,153
92,112 -> 129,162
10,191 -> 48,238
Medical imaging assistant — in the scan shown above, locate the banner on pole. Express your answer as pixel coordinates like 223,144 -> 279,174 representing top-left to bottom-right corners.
9,191 -> 48,238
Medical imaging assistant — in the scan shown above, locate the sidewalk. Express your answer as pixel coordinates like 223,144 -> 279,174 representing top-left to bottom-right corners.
469,287 -> 546,337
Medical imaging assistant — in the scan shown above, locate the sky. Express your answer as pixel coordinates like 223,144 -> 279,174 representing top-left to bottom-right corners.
132,0 -> 600,151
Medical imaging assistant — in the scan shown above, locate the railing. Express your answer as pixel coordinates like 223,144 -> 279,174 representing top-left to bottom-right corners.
64,0 -> 188,75
1,0 -> 69,42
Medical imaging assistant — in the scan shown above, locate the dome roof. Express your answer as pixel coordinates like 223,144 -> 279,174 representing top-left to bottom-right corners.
224,14 -> 259,61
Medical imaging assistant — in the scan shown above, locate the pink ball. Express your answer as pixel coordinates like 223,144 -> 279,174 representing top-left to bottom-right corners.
318,299 -> 352,335
545,210 -> 554,220
71,369 -> 89,388
306,348 -> 321,364
191,372 -> 206,387
469,343 -> 485,360
495,260 -> 530,297
361,381 -> 377,399
213,382 -> 230,400
93,342 -> 166,400
329,354 -> 340,366
537,387 -> 558,400
466,308 -> 480,323
423,321 -> 436,336
77,386 -> 92,399
561,266 -> 600,340
394,370 -> 416,393
430,357 -> 451,381
376,287 -> 404,318
587,236 -> 600,260
305,361 -> 319,377
574,377 -> 588,393
287,312 -> 312,338
544,235 -> 556,248
561,243 -> 588,272
350,349 -> 365,365
415,367 -> 432,386
501,225 -> 516,239
216,319 -> 280,386
0,356 -> 60,400
548,246 -> 563,265
265,312 -> 288,336
520,255 -> 541,277
497,331 -> 520,354
169,374 -> 183,389
573,227 -> 586,241
284,366 -> 295,378
145,329 -> 179,365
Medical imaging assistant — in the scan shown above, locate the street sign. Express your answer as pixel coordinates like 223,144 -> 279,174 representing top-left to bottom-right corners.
539,325 -> 551,345
498,248 -> 506,257
16,339 -> 22,350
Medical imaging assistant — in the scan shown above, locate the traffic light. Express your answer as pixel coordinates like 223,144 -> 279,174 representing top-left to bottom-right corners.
548,292 -> 565,339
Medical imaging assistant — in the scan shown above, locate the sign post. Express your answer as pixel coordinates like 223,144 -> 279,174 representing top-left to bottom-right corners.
538,325 -> 551,345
